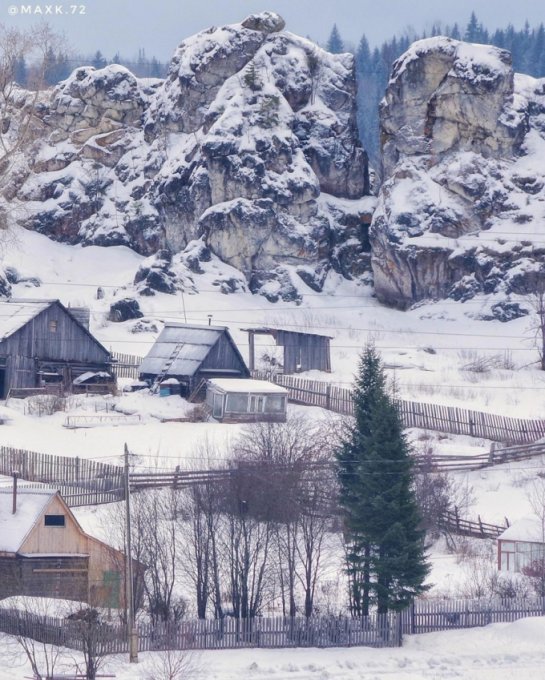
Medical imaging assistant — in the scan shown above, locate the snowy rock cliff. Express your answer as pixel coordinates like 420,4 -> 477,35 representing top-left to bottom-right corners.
3,12 -> 373,301
371,37 -> 545,311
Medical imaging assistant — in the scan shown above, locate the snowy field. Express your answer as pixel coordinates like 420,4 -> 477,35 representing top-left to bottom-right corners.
2,227 -> 545,674
3,617 -> 545,679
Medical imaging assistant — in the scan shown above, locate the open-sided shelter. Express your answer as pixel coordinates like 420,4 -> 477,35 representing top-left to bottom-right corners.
242,327 -> 332,374
0,487 -> 129,607
206,378 -> 288,423
0,299 -> 113,399
139,323 -> 250,398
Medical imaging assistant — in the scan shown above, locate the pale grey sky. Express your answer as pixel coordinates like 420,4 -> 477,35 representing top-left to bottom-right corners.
2,0 -> 544,60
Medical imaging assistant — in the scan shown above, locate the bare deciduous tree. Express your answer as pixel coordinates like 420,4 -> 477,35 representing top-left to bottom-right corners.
3,596 -> 67,679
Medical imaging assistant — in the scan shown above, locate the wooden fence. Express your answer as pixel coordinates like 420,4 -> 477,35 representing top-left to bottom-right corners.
110,352 -> 143,380
0,446 -> 124,507
0,608 -> 401,652
3,596 -> 545,653
437,508 -> 508,539
255,373 -> 545,445
401,596 -> 545,634
415,441 -> 545,473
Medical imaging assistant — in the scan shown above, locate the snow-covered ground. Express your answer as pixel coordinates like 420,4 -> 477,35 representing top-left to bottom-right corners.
2,226 -> 545,673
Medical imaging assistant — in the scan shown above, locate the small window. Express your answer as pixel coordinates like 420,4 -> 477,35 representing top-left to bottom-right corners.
49,320 -> 58,333
44,514 -> 65,527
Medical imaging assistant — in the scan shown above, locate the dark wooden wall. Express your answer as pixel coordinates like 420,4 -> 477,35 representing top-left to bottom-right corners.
277,331 -> 331,374
200,334 -> 249,375
0,302 -> 111,396
0,555 -> 89,602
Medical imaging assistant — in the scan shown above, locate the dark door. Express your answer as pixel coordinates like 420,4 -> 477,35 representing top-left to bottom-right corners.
0,368 -> 6,400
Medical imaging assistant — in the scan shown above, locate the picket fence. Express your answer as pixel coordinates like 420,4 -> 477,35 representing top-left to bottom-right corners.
401,596 -> 545,634
3,596 -> 545,654
255,373 -> 545,445
0,445 -> 124,507
0,608 -> 401,652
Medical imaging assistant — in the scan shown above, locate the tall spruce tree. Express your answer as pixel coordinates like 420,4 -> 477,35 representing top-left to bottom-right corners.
336,345 -> 429,615
326,24 -> 345,54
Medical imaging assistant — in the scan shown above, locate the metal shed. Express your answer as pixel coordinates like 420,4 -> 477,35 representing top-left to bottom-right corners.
206,378 -> 288,423
139,323 -> 250,398
0,299 -> 113,399
241,327 -> 332,374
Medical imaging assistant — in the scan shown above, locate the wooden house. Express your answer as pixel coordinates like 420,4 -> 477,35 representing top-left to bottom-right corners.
139,323 -> 250,398
0,299 -> 113,399
0,487 -> 129,607
242,327 -> 332,374
497,517 -> 545,573
205,379 -> 288,423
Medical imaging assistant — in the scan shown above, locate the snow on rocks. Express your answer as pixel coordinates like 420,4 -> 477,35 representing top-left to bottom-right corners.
4,15 -> 371,301
372,36 -> 545,308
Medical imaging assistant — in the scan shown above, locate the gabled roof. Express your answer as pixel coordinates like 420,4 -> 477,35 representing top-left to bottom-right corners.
140,323 -> 247,377
0,488 -> 57,552
0,300 -> 51,340
0,299 -> 111,358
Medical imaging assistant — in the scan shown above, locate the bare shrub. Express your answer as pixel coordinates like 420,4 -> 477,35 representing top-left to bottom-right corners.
143,648 -> 200,680
413,443 -> 475,539
26,394 -> 67,416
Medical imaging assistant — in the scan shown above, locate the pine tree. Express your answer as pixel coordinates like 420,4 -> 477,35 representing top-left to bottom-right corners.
336,345 -> 429,616
92,50 -> 107,70
326,24 -> 344,54
464,12 -> 480,42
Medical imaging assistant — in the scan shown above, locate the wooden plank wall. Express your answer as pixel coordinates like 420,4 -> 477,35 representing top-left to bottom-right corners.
110,351 -> 144,380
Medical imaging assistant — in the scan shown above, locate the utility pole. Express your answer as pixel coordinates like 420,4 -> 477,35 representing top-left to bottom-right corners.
124,443 -> 138,663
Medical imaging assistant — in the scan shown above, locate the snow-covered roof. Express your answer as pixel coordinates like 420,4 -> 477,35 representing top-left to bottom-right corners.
139,323 -> 236,377
0,300 -> 51,340
0,488 -> 56,553
241,326 -> 333,339
498,517 -> 545,543
208,379 -> 288,395
72,371 -> 111,385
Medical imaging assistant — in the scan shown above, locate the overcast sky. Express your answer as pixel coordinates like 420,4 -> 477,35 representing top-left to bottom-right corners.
2,0 -> 544,61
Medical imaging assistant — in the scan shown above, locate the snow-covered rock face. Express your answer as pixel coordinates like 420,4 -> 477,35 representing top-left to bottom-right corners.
5,13 -> 372,300
371,37 -> 545,308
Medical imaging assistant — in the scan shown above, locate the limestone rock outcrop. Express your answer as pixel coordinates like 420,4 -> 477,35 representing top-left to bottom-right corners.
4,13 -> 373,299
370,37 -> 545,308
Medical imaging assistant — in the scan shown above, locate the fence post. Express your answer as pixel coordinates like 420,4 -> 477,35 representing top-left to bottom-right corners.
325,384 -> 331,411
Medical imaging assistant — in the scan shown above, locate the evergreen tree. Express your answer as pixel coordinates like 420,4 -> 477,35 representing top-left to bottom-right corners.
243,61 -> 262,91
92,50 -> 107,70
336,345 -> 429,616
464,12 -> 480,42
14,55 -> 27,86
326,24 -> 344,54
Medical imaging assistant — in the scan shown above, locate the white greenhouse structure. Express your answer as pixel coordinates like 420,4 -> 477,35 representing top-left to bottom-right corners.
205,379 -> 288,423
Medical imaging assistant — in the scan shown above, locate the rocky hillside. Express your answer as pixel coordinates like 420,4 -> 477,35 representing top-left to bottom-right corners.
0,12 -> 374,302
370,37 -> 545,314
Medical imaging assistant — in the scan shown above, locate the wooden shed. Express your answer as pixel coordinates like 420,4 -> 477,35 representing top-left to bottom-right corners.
0,299 -> 113,399
139,323 -> 250,398
205,378 -> 288,423
497,517 -> 545,573
0,487 -> 129,608
242,327 -> 332,374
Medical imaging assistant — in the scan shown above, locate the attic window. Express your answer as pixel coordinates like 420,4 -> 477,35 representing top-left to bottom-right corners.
49,320 -> 58,333
44,514 -> 65,527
